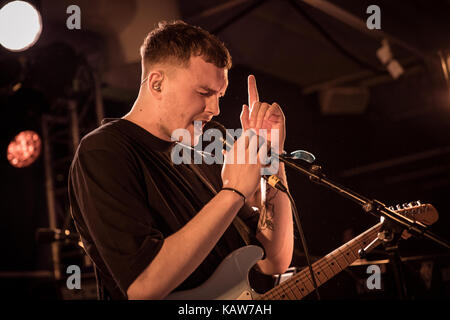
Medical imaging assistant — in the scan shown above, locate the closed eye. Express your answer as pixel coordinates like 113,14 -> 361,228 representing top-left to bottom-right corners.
197,88 -> 225,98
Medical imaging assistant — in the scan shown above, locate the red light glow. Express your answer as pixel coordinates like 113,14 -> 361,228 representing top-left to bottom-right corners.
7,130 -> 42,168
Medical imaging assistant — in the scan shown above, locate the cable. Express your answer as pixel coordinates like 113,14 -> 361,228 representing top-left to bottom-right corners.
264,175 -> 321,299
286,188 -> 321,300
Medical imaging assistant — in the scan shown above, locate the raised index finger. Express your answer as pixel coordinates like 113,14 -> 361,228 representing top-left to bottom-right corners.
248,75 -> 259,110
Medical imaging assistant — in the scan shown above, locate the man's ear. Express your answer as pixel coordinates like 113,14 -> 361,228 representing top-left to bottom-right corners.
146,71 -> 164,97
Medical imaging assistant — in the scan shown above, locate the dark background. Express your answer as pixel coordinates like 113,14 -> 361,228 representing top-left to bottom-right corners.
1,0 -> 450,299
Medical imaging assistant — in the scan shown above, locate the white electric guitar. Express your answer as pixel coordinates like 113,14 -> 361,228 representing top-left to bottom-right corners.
166,202 -> 438,300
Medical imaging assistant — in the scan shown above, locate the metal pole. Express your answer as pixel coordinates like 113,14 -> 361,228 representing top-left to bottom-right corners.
187,0 -> 251,21
68,100 -> 80,153
340,145 -> 450,178
93,72 -> 105,126
212,0 -> 267,35
67,99 -> 92,267
299,0 -> 427,60
41,115 -> 61,281
438,50 -> 450,100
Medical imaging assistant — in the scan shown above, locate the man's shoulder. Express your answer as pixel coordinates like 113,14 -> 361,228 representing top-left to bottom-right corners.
78,119 -> 127,154
69,120 -> 137,176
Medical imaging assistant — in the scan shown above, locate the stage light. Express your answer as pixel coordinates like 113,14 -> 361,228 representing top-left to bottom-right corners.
0,1 -> 42,52
7,130 -> 42,168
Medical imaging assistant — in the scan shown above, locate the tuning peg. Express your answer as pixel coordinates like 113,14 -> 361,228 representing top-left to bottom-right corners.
388,206 -> 395,211
410,200 -> 422,207
396,204 -> 402,210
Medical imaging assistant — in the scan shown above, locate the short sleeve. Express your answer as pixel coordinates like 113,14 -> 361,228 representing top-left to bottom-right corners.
69,145 -> 164,297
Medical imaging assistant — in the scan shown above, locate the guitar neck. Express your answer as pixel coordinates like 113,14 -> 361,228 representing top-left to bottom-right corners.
258,222 -> 383,300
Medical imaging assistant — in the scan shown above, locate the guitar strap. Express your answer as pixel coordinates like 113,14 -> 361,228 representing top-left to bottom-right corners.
187,162 -> 252,247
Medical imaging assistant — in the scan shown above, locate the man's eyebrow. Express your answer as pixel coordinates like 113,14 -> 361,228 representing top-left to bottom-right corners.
198,86 -> 218,93
198,84 -> 228,95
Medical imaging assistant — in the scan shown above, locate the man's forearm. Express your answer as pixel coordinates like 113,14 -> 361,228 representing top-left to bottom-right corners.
127,190 -> 244,300
256,162 -> 294,275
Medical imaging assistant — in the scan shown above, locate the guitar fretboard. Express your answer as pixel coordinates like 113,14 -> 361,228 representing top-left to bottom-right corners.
258,222 -> 383,300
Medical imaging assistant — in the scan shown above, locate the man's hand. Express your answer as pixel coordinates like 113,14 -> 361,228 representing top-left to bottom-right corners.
240,75 -> 286,154
221,131 -> 268,199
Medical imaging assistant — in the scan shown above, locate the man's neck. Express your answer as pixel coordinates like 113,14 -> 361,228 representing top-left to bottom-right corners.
122,99 -> 172,142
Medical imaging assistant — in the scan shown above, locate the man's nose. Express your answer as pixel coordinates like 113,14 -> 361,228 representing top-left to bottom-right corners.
206,96 -> 220,116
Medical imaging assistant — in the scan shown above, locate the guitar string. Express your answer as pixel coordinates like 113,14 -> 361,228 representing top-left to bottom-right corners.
282,226 -> 379,299
261,206 -> 429,299
259,224 -> 382,300
282,230 -> 376,298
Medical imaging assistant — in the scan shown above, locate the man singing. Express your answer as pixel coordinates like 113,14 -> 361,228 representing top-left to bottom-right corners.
69,20 -> 293,300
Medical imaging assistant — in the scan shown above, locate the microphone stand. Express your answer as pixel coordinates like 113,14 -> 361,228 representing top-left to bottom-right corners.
277,153 -> 450,250
384,234 -> 408,299
277,152 -> 450,299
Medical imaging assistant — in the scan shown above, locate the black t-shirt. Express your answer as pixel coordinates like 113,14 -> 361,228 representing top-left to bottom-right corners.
68,118 -> 261,299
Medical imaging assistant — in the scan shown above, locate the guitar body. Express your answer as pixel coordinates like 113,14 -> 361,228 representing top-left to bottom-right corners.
166,246 -> 264,300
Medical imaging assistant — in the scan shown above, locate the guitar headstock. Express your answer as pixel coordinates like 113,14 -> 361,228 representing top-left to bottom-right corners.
386,201 -> 439,239
387,201 -> 439,226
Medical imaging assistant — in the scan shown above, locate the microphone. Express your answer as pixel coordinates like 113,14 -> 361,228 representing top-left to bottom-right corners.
289,150 -> 315,163
205,121 -> 288,193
